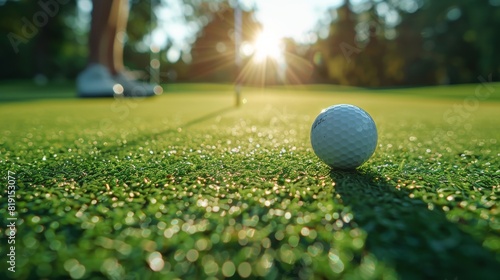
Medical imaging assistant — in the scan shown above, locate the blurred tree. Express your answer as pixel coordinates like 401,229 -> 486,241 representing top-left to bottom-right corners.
317,0 -> 359,85
0,1 -> 33,79
352,6 -> 387,87
282,38 -> 312,84
122,0 -> 161,78
189,3 -> 261,83
313,0 -> 499,86
444,0 -> 496,82
0,0 -> 80,81
2,0 -> 498,85
0,0 -> 168,82
393,0 -> 500,85
391,7 -> 436,86
127,0 -> 156,44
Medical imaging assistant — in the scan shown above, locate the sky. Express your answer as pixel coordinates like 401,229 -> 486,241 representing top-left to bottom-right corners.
157,0 -> 344,61
77,0 -> 344,62
241,0 -> 342,42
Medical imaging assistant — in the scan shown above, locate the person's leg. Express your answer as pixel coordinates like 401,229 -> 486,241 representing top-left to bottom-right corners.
88,0 -> 114,68
79,0 -> 160,97
78,0 -> 123,97
107,0 -> 129,75
109,0 -> 163,95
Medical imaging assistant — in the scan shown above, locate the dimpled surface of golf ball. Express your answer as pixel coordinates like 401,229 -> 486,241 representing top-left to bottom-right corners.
310,104 -> 377,169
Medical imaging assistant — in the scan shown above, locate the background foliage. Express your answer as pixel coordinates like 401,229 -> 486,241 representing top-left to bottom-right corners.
0,0 -> 499,86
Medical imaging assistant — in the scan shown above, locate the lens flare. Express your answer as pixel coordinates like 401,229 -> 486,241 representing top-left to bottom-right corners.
253,31 -> 283,62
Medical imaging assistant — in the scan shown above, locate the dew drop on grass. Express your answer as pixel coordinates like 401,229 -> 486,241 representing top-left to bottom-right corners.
288,235 -> 300,247
64,259 -> 86,279
34,225 -> 45,233
147,252 -> 164,272
23,235 -> 38,249
186,249 -> 199,262
195,238 -> 209,251
222,261 -> 236,277
203,259 -> 219,276
275,230 -> 285,241
238,262 -> 252,278
327,250 -> 344,274
261,237 -> 271,249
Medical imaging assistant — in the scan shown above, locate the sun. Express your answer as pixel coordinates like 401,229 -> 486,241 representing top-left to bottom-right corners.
252,31 -> 283,62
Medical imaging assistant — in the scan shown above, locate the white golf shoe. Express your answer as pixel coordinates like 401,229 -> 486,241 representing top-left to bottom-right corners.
77,64 -> 124,98
77,64 -> 162,98
113,72 -> 163,97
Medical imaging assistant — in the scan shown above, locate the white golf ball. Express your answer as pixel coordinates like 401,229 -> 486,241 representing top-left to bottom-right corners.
310,104 -> 377,169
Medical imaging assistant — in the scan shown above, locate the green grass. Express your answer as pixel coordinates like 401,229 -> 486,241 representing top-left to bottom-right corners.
0,82 -> 499,280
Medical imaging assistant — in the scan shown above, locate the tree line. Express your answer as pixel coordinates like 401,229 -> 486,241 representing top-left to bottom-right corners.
1,0 -> 499,87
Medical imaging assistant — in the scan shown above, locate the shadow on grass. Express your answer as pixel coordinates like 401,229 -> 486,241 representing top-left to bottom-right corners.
330,170 -> 499,280
100,106 -> 236,153
175,106 -> 236,129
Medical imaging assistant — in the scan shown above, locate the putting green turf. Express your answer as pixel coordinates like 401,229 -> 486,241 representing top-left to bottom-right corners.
0,82 -> 499,279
